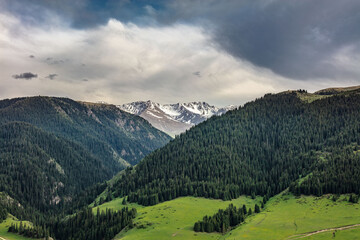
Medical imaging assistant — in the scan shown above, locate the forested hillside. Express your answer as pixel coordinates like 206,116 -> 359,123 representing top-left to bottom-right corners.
0,97 -> 171,166
0,96 -> 171,216
0,122 -> 112,213
110,89 -> 360,205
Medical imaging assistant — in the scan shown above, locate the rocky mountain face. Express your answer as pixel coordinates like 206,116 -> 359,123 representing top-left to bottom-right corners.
118,101 -> 236,137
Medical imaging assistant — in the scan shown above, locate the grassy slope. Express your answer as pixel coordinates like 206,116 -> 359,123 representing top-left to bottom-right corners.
93,193 -> 360,240
296,92 -> 330,103
3,193 -> 358,240
222,193 -> 360,240
0,215 -> 35,240
93,196 -> 261,240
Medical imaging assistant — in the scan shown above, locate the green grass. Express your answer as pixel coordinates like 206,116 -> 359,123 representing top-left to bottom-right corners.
94,193 -> 360,240
302,227 -> 360,240
93,196 -> 261,240
0,214 -> 36,240
296,93 -> 331,103
222,193 -> 360,240
3,192 -> 359,240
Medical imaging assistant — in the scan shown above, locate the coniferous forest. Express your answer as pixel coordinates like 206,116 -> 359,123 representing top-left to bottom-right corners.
0,97 -> 170,216
111,90 -> 360,205
49,207 -> 136,240
2,0 -> 360,239
1,89 -> 360,239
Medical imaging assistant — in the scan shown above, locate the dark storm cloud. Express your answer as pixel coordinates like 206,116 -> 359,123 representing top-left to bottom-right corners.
3,0 -> 360,80
12,72 -> 38,80
45,74 -> 58,80
158,0 -> 360,80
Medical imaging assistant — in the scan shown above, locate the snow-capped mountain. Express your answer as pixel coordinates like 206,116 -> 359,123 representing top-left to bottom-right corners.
118,101 -> 236,137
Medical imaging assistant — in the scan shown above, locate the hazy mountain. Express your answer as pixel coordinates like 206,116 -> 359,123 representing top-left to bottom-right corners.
118,100 -> 236,136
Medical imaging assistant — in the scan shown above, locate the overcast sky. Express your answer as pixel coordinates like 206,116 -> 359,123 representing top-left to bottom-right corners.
1,0 -> 359,106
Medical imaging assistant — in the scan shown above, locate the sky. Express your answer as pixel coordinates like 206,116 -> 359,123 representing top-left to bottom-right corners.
1,0 -> 360,106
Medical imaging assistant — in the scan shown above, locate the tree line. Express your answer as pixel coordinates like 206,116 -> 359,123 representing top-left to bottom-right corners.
8,222 -> 50,239
49,207 -> 136,240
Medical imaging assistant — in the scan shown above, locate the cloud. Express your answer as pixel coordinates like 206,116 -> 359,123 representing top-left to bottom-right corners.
45,74 -> 58,80
158,0 -> 360,80
0,11 -> 299,106
12,72 -> 38,80
45,58 -> 66,65
0,2 -> 359,106
2,0 -> 360,82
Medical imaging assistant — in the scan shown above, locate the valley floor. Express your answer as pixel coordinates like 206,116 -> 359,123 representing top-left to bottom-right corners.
94,193 -> 360,240
94,196 -> 261,240
2,193 -> 359,240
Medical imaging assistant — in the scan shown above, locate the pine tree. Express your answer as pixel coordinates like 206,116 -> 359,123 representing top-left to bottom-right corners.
255,204 -> 260,213
242,205 -> 247,215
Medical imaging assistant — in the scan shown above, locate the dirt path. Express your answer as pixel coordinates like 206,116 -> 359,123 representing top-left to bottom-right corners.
287,223 -> 360,239
256,213 -> 267,225
0,236 -> 7,240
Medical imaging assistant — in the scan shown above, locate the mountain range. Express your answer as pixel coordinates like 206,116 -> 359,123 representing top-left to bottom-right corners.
118,100 -> 236,136
2,86 -> 360,240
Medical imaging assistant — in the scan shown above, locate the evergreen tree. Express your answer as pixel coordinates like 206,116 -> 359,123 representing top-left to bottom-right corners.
254,204 -> 260,213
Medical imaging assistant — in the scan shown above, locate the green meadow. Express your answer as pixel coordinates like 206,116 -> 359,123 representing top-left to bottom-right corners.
0,215 -> 35,240
3,193 -> 359,240
222,193 -> 360,240
94,196 -> 261,240
93,193 -> 360,240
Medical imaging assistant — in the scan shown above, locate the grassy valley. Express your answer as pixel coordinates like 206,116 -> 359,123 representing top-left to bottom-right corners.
86,192 -> 360,240
3,192 -> 360,240
224,193 -> 360,240
93,196 -> 261,240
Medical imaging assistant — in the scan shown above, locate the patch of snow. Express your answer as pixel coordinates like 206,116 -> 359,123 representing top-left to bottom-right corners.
158,105 -> 182,116
146,110 -> 163,119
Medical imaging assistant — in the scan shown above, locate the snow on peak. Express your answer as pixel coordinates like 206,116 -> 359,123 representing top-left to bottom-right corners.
118,100 -> 236,125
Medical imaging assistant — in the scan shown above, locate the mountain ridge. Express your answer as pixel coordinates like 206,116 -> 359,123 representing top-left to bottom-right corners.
0,96 -> 171,213
118,100 -> 236,136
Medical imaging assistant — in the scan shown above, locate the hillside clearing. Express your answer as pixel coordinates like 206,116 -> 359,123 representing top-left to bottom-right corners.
0,215 -> 36,240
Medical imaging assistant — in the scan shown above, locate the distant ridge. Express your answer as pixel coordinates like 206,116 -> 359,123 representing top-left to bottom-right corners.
118,100 -> 236,137
315,85 -> 360,95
